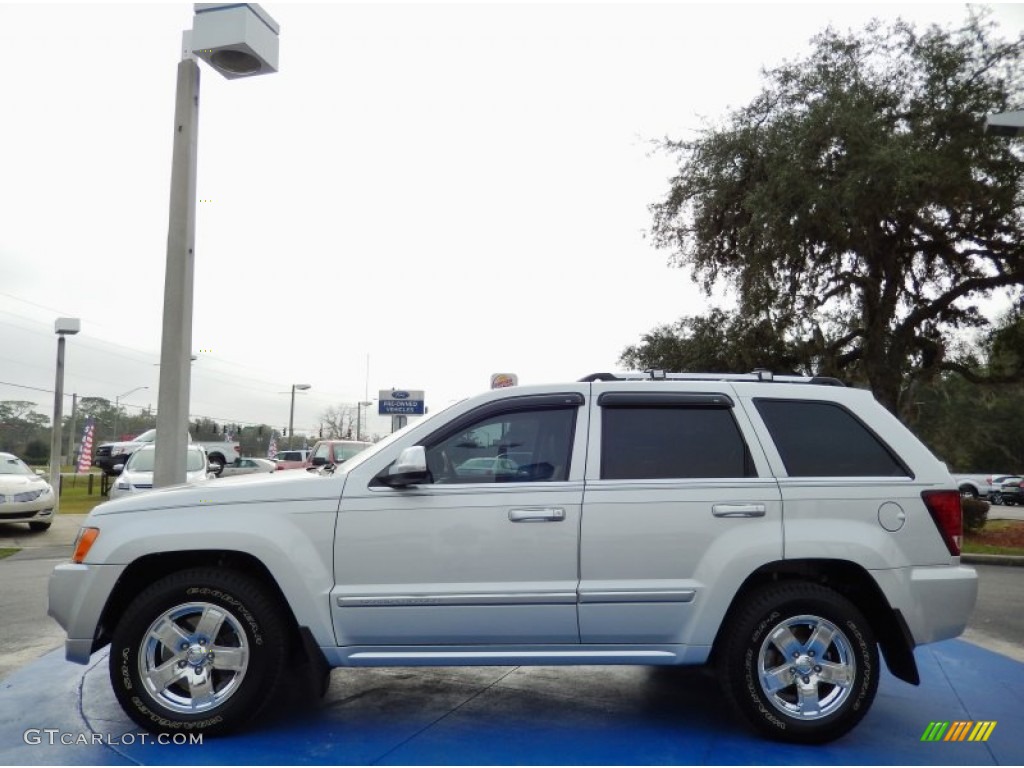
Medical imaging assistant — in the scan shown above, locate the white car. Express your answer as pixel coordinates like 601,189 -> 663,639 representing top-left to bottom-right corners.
108,445 -> 213,499
50,370 -> 977,744
218,457 -> 277,477
0,452 -> 56,532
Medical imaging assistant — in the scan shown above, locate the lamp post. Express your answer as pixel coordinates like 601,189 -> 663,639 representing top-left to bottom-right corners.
154,3 -> 280,488
49,318 -> 80,513
355,401 -> 373,442
289,384 -> 311,449
114,386 -> 149,441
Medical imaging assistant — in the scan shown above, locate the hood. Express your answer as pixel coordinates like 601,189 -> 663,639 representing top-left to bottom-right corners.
91,463 -> 344,516
0,475 -> 51,491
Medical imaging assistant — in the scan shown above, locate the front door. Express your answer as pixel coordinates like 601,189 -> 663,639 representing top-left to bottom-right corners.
331,390 -> 589,646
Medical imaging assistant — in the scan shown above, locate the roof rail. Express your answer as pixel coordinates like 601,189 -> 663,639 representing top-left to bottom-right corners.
578,370 -> 845,386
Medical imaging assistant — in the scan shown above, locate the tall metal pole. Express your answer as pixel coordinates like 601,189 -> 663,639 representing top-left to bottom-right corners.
48,336 -> 67,513
155,58 -> 200,488
66,392 -> 77,468
288,385 -> 297,449
355,403 -> 362,442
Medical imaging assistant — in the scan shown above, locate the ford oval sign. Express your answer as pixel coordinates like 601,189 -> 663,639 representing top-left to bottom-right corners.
392,391 -> 409,399
379,389 -> 425,415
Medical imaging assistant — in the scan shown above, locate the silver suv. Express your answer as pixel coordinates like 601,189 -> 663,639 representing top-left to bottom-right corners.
48,371 -> 977,744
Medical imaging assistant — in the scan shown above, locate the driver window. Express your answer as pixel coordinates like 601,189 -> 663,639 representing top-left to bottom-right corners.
424,407 -> 576,483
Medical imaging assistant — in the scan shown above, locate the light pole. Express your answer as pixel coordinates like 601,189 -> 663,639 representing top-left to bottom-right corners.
114,386 -> 149,441
355,401 -> 373,442
289,384 -> 311,449
49,318 -> 80,512
154,3 -> 280,488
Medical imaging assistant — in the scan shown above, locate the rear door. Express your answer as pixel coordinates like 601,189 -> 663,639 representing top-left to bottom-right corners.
578,382 -> 783,645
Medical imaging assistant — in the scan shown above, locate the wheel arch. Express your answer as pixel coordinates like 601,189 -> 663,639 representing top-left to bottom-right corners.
710,558 -> 919,685
93,550 -> 310,662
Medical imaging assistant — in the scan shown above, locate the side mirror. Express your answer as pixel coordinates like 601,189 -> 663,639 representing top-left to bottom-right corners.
379,446 -> 429,487
112,463 -> 125,473
311,456 -> 327,467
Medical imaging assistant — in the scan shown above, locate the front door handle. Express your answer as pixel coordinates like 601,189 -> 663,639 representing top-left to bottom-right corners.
509,507 -> 566,522
712,503 -> 766,518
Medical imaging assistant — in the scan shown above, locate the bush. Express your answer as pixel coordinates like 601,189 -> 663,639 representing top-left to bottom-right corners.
962,497 -> 989,534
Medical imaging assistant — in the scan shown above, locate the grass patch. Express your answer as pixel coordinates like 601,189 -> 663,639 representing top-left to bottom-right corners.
0,548 -> 19,560
964,519 -> 1024,556
55,473 -> 108,515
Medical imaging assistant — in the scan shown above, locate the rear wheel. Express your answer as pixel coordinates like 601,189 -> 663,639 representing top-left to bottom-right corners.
990,492 -> 1004,505
718,582 -> 878,744
110,568 -> 290,736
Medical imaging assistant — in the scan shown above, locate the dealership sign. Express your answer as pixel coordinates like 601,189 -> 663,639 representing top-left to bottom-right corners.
378,389 -> 425,415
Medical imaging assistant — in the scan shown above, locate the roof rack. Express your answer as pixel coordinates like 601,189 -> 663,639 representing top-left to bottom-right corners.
578,369 -> 845,387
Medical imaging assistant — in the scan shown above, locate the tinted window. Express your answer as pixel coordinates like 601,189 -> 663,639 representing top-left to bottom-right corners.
423,407 -> 576,484
601,406 -> 754,480
754,399 -> 909,477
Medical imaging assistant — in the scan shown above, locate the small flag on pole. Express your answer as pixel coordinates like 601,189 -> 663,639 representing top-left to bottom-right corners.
77,418 -> 95,473
268,433 -> 278,459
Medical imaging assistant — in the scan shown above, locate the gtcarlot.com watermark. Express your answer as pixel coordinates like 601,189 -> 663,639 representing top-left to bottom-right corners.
23,729 -> 202,747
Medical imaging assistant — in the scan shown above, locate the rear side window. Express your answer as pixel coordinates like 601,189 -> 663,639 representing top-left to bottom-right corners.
601,404 -> 755,480
754,399 -> 910,477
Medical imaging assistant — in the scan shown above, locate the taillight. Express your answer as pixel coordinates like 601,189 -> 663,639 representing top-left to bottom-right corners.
921,490 -> 962,556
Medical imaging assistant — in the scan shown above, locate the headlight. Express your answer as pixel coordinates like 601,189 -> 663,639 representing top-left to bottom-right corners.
12,489 -> 43,503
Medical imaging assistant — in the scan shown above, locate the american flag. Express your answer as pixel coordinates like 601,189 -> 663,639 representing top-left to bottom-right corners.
77,418 -> 95,473
267,433 -> 278,459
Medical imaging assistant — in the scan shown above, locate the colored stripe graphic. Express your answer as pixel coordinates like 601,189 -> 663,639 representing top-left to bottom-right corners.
921,721 -> 996,742
969,722 -> 997,742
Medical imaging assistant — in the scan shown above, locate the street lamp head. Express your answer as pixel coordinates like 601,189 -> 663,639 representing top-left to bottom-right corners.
54,317 -> 80,336
984,110 -> 1024,137
188,3 -> 280,80
294,384 -> 312,391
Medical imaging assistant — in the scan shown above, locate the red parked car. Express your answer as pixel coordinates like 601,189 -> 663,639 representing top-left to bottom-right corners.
304,440 -> 372,470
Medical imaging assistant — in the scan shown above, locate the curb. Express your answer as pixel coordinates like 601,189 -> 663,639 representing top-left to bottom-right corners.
961,553 -> 1024,567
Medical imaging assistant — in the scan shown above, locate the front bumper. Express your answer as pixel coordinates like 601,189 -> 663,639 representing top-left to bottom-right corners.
48,561 -> 126,664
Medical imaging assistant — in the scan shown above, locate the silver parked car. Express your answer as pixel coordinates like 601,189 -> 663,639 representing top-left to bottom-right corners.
49,370 -> 977,744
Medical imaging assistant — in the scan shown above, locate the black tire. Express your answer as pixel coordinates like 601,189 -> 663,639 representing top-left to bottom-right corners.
109,568 -> 290,736
717,582 -> 879,744
208,454 -> 225,477
28,521 -> 51,532
960,485 -> 979,499
991,492 -> 1004,506
1005,497 -> 1017,507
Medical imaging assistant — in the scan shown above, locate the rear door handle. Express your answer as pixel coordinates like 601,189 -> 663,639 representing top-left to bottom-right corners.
712,503 -> 766,518
509,507 -> 566,522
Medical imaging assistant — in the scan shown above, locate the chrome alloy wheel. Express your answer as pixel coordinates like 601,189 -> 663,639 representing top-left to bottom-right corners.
138,602 -> 250,714
757,614 -> 856,720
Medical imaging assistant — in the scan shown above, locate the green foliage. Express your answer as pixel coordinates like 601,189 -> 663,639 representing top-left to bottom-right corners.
22,439 -> 49,463
961,496 -> 989,534
645,10 -> 1024,417
0,400 -> 50,456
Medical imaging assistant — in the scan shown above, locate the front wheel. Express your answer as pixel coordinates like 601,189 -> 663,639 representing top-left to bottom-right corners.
110,568 -> 290,736
990,492 -> 1004,506
717,582 -> 878,744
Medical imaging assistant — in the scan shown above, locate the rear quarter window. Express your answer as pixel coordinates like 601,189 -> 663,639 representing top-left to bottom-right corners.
754,398 -> 910,477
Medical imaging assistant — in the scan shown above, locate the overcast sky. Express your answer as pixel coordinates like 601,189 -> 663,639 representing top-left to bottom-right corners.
1,1 -> 1021,441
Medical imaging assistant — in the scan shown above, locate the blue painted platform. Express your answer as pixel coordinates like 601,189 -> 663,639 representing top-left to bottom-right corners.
1,639 -> 1021,765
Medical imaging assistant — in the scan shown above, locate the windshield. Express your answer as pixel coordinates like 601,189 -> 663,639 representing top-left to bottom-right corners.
0,456 -> 34,476
134,429 -> 157,443
332,443 -> 371,462
126,447 -> 206,472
